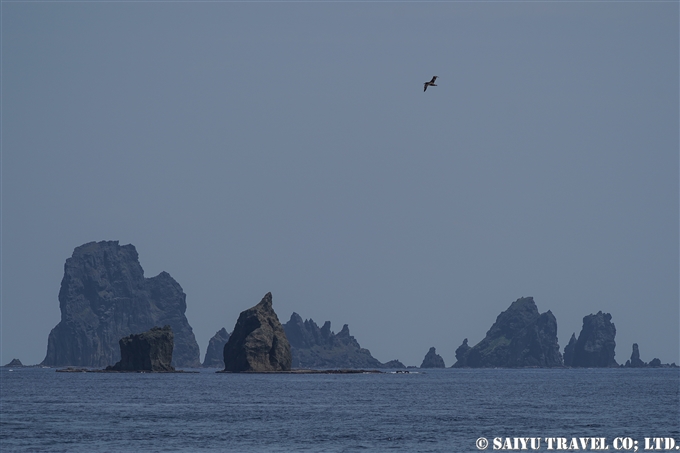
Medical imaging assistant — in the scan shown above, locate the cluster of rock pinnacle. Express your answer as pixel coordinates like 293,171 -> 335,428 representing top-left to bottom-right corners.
32,241 -> 672,372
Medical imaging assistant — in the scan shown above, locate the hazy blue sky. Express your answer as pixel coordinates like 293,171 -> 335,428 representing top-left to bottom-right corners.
2,1 -> 678,367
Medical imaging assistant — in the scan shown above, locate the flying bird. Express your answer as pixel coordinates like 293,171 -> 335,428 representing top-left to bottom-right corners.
423,76 -> 438,92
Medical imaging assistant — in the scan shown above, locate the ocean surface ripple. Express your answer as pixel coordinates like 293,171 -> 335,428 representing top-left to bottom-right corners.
1,367 -> 678,452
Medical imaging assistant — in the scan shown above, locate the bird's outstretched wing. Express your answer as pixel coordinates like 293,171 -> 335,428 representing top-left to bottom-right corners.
424,83 -> 428,92
429,76 -> 438,84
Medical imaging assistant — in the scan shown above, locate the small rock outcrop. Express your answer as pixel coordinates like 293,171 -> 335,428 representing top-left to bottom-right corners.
42,241 -> 200,368
382,359 -> 406,369
570,311 -> 618,367
648,358 -> 662,367
420,347 -> 445,368
626,343 -> 646,368
202,328 -> 231,368
223,293 -> 291,372
105,326 -> 175,372
622,345 -> 678,368
453,297 -> 563,368
283,312 -> 386,368
563,333 -> 577,367
4,359 -> 24,367
452,339 -> 471,368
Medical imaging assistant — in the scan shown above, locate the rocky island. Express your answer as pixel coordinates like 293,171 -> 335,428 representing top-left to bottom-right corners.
420,347 -> 445,368
625,343 -> 646,368
222,292 -> 292,372
3,359 -> 24,367
622,343 -> 677,368
202,328 -> 231,368
453,297 -> 563,368
106,326 -> 175,372
564,311 -> 618,367
42,241 -> 201,368
283,313 -> 404,369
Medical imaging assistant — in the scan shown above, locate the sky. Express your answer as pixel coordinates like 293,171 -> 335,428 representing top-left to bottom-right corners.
2,1 -> 678,367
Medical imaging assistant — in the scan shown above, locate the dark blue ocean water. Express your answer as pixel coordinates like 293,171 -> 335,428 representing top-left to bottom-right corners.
1,367 -> 678,453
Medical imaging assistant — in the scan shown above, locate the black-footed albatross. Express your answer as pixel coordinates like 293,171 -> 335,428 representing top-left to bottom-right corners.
423,76 -> 438,92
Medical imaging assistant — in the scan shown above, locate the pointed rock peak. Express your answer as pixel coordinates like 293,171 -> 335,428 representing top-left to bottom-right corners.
223,292 -> 291,372
257,292 -> 273,308
339,324 -> 350,336
289,312 -> 303,323
421,346 -> 446,368
4,358 -> 23,367
460,297 -> 562,368
462,339 -> 468,346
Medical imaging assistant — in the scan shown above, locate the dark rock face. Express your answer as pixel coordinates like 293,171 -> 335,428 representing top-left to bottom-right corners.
452,339 -> 471,367
627,343 -> 646,368
223,293 -> 291,372
42,241 -> 201,368
563,333 -> 577,367
106,325 -> 174,371
648,358 -> 662,367
571,311 -> 618,367
4,359 -> 23,367
202,328 -> 231,368
283,312 -> 385,369
420,347 -> 445,368
453,297 -> 563,368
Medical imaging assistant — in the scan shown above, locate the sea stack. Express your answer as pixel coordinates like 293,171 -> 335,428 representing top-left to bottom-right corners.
453,297 -> 563,368
223,292 -> 292,372
3,359 -> 24,367
283,313 -> 384,369
42,241 -> 201,368
570,311 -> 618,367
106,326 -> 175,372
563,333 -> 577,367
202,328 -> 231,368
452,339 -> 471,368
624,343 -> 646,368
420,347 -> 445,368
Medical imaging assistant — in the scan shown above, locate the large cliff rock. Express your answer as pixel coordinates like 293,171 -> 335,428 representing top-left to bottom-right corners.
420,347 -> 445,368
570,311 -> 617,367
105,325 -> 174,372
202,328 -> 231,368
223,293 -> 291,372
283,312 -> 389,369
453,297 -> 563,368
42,241 -> 200,368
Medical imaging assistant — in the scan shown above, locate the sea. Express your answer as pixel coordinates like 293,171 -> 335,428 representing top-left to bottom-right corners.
1,367 -> 678,453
